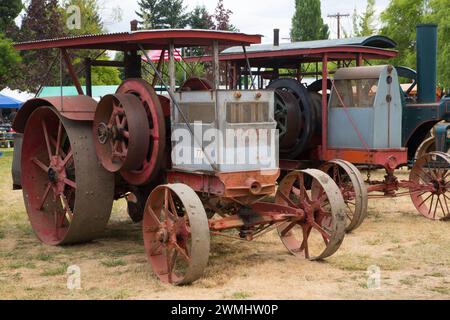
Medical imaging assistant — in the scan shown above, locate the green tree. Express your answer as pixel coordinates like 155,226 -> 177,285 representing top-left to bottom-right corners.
354,0 -> 377,36
381,0 -> 427,70
136,0 -> 164,29
63,0 -> 120,86
290,0 -> 329,41
189,5 -> 214,30
0,34 -> 21,90
11,0 -> 66,92
136,0 -> 188,29
161,0 -> 188,28
0,0 -> 23,32
426,0 -> 450,89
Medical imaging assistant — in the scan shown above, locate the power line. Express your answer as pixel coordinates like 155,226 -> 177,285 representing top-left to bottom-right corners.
327,12 -> 350,39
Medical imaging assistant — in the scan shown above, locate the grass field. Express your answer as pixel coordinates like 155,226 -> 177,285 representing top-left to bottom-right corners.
0,148 -> 449,300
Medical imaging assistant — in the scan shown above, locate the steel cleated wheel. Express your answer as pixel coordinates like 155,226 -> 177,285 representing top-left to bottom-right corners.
276,169 -> 347,260
21,106 -> 114,245
143,184 -> 210,285
409,151 -> 450,220
319,159 -> 368,232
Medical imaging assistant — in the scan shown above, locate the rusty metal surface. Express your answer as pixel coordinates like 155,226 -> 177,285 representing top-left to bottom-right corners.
14,29 -> 262,51
21,106 -> 114,245
13,96 -> 98,133
180,78 -> 213,91
94,93 -> 150,173
116,79 -> 166,186
143,184 -> 210,285
319,159 -> 368,232
275,169 -> 347,260
409,151 -> 450,220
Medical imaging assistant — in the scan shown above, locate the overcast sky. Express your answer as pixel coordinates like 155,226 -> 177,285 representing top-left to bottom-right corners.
95,0 -> 390,43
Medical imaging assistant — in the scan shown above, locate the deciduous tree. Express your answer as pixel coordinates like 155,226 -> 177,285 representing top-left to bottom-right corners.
290,0 -> 329,41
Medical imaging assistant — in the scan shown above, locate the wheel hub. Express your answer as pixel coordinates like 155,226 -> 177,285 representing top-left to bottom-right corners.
157,228 -> 169,243
47,167 -> 58,183
97,122 -> 110,145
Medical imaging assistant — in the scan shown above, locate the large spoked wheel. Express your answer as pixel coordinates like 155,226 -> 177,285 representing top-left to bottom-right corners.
94,94 -> 149,172
319,160 -> 368,232
415,136 -> 436,160
21,107 -> 114,245
116,79 -> 166,186
274,90 -> 302,150
143,184 -> 210,285
276,169 -> 347,260
409,152 -> 450,220
268,78 -> 314,159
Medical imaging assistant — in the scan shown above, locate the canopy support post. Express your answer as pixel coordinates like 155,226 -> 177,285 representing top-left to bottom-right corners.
321,53 -> 328,160
61,49 -> 83,95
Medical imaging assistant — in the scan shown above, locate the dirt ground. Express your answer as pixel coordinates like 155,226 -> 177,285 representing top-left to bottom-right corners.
0,148 -> 449,300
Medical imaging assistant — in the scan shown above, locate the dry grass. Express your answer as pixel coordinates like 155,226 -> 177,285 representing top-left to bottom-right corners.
0,149 -> 449,300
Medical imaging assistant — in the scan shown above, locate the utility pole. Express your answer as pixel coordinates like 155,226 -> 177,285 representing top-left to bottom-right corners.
327,12 -> 350,39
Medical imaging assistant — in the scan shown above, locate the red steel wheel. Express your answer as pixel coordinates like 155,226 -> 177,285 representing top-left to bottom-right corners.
143,184 -> 210,285
94,94 -> 149,173
116,79 -> 166,186
180,77 -> 213,91
409,151 -> 450,220
319,159 -> 368,232
276,169 -> 347,260
21,106 -> 114,245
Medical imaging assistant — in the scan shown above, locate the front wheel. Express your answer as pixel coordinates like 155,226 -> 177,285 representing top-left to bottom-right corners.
143,184 -> 210,285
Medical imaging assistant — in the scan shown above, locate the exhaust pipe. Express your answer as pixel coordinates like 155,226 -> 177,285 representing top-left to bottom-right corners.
416,24 -> 438,103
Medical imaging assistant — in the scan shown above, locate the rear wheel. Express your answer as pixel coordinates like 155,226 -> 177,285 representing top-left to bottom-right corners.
276,169 -> 347,260
21,107 -> 114,245
319,160 -> 368,232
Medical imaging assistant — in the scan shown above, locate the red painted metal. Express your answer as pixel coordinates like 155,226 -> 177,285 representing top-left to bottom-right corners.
186,46 -> 398,65
167,169 -> 280,201
93,94 -> 150,173
61,49 -> 83,95
324,148 -> 408,167
116,79 -> 166,186
321,53 -> 328,159
14,30 -> 262,51
13,96 -> 97,133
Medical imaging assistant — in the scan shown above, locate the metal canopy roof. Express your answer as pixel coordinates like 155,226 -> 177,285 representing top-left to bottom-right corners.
13,29 -> 262,51
222,35 -> 397,55
187,35 -> 398,67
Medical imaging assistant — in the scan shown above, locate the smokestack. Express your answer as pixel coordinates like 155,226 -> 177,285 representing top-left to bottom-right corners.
416,24 -> 437,103
130,20 -> 138,31
273,29 -> 280,46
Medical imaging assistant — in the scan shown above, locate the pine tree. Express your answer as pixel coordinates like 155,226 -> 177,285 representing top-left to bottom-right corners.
136,0 -> 165,29
189,5 -> 214,30
290,0 -> 329,41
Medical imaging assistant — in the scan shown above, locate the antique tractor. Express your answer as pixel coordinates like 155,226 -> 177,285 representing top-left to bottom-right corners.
203,24 -> 450,231
11,28 -> 348,285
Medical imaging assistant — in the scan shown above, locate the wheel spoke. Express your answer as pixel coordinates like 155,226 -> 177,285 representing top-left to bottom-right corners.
32,157 -> 49,173
61,150 -> 73,167
63,178 -> 77,189
41,120 -> 53,159
174,243 -> 191,262
279,221 -> 298,237
312,221 -> 331,245
37,183 -> 52,210
55,121 -> 62,157
277,190 -> 300,209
